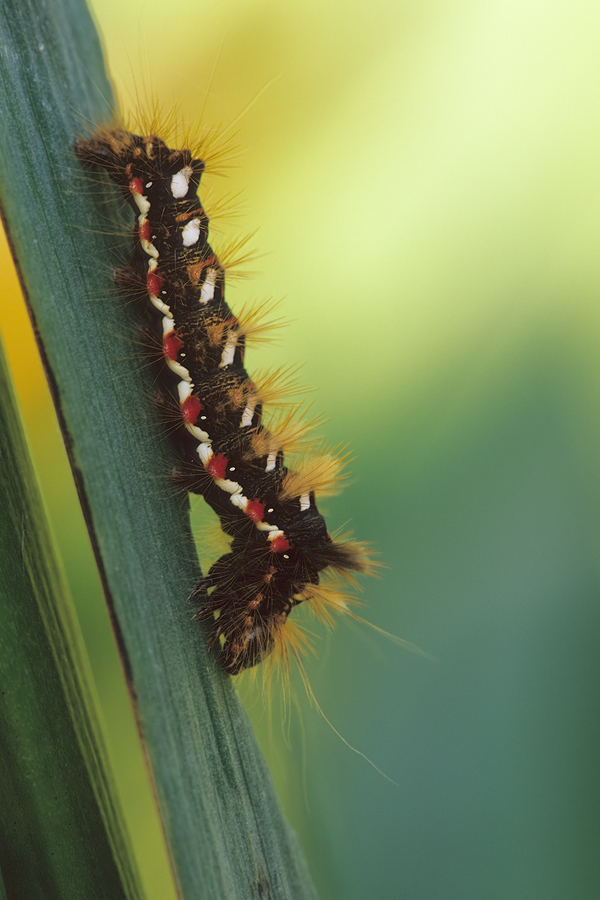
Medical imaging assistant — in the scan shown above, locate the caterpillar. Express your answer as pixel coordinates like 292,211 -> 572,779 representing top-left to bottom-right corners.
75,127 -> 371,675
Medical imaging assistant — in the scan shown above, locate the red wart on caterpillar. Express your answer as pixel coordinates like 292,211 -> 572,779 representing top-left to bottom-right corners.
75,128 -> 373,675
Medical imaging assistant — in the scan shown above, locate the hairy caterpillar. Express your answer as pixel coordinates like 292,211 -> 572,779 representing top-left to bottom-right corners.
75,127 -> 372,675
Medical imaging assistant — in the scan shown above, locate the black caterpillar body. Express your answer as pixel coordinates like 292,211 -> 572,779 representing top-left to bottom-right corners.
76,129 -> 369,674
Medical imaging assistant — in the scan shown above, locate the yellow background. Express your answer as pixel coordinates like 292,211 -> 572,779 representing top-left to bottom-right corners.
2,1 -> 600,898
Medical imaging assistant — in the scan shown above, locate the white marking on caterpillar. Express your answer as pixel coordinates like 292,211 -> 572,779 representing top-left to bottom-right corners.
197,442 -> 213,466
187,423 -> 210,442
162,317 -> 192,381
149,293 -> 171,315
169,361 -> 191,381
171,166 -> 193,199
230,493 -> 249,512
199,268 -> 217,305
266,451 -> 277,472
131,190 -> 150,216
256,520 -> 279,533
216,477 -> 243,495
219,330 -> 238,368
241,398 -> 257,428
181,217 -> 201,247
148,259 -> 172,316
178,382 -> 210,439
300,493 -> 310,511
267,529 -> 286,541
178,381 -> 193,403
139,215 -> 159,259
229,494 -> 279,534
227,492 -> 280,536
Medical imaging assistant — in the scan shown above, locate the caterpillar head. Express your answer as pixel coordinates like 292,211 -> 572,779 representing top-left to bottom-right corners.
215,610 -> 286,675
192,551 -> 289,672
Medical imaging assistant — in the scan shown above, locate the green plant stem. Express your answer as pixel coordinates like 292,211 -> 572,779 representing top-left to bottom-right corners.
0,333 -> 143,899
0,0 -> 318,897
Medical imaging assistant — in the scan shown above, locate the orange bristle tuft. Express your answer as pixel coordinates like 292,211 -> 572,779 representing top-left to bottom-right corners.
280,449 -> 349,500
216,231 -> 259,274
236,298 -> 286,343
248,404 -> 322,459
251,365 -> 307,406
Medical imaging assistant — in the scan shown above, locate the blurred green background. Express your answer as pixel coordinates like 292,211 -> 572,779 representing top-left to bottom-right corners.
2,1 -> 600,897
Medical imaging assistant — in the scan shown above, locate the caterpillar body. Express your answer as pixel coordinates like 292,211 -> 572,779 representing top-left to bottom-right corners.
75,128 -> 370,675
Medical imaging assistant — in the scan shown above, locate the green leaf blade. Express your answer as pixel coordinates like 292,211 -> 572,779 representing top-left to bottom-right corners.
0,336 -> 144,899
0,0 -> 319,897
